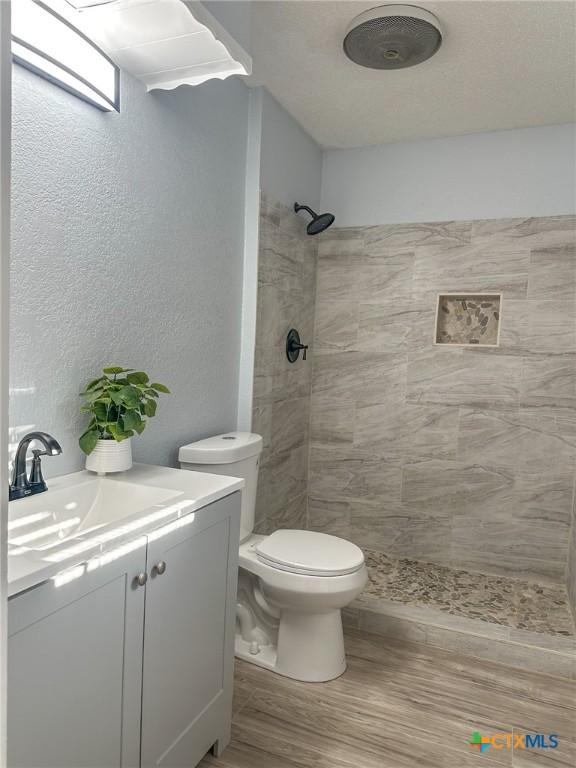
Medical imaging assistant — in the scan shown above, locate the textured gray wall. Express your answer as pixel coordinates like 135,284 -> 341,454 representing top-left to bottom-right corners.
309,215 -> 576,583
252,193 -> 317,533
321,124 -> 576,227
11,66 -> 249,476
260,89 -> 323,212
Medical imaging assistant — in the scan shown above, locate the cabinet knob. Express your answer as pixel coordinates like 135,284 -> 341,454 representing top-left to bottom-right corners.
154,561 -> 167,576
135,572 -> 148,587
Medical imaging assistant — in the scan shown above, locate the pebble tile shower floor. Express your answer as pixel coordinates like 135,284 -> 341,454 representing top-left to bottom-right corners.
363,550 -> 575,637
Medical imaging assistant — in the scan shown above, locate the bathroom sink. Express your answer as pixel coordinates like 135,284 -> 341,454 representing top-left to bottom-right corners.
7,464 -> 244,596
8,478 -> 182,551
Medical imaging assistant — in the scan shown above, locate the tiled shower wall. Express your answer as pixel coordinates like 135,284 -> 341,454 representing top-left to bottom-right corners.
569,500 -> 576,619
251,194 -> 317,533
309,215 -> 576,583
570,256 -> 576,619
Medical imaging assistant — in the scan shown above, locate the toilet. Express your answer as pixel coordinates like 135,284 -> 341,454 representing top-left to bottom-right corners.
179,431 -> 368,682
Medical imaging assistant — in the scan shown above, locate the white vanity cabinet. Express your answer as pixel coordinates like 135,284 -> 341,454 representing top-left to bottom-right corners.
7,491 -> 241,768
140,494 -> 238,767
8,546 -> 146,768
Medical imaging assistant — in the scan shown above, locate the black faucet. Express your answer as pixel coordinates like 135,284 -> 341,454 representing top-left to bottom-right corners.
10,432 -> 62,501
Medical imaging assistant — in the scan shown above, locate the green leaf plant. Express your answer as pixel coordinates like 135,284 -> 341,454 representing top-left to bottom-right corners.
79,367 -> 170,455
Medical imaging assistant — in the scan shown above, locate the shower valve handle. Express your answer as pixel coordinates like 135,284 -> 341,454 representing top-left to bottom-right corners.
286,329 -> 309,363
292,343 -> 308,361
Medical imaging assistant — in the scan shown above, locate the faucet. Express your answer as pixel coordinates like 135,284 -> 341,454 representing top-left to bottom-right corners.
10,432 -> 62,501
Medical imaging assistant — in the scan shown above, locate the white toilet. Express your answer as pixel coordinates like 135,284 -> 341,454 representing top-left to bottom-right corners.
179,431 -> 368,682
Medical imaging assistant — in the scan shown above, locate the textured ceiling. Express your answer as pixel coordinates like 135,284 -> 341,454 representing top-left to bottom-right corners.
250,0 -> 576,148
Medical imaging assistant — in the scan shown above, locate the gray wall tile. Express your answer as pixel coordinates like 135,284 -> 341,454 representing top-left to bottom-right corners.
457,407 -> 522,469
307,496 -> 352,538
310,214 -> 576,581
407,349 -> 522,407
308,445 -> 403,502
514,471 -> 574,526
471,216 -> 576,248
314,300 -> 358,352
253,211 -> 576,584
413,244 -> 529,300
451,518 -> 569,581
309,394 -> 356,446
357,252 -> 415,301
526,299 -> 576,353
520,354 -> 576,409
252,194 -> 317,532
363,220 -> 472,251
567,499 -> 576,622
527,245 -> 576,301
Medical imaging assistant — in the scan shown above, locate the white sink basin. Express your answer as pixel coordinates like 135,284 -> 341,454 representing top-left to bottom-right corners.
7,463 -> 244,596
8,478 -> 182,551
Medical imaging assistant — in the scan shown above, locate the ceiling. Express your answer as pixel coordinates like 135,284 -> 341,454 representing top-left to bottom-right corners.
249,0 -> 576,148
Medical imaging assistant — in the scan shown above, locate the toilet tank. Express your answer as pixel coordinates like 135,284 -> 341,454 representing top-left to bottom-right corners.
178,432 -> 262,543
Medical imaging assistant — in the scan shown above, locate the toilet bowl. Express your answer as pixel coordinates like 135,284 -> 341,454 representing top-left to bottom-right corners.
238,532 -> 367,681
179,432 -> 368,682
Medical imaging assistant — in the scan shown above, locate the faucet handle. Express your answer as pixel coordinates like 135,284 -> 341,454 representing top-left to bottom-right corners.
29,450 -> 47,491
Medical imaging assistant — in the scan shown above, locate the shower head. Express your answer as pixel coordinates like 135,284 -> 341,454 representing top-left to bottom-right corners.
343,5 -> 442,70
294,203 -> 335,236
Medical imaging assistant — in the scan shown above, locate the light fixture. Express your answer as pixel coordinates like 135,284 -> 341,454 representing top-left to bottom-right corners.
70,0 -> 252,92
11,0 -> 120,111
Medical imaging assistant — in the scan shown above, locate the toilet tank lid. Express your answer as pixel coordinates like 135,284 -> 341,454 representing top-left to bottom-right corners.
179,432 -> 263,464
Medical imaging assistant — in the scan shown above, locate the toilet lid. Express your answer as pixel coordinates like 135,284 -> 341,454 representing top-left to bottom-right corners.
255,530 -> 365,576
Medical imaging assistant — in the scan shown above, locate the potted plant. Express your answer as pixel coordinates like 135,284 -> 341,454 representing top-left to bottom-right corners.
79,366 -> 170,474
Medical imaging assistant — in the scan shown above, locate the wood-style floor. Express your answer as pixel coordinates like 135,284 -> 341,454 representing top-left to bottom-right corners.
200,628 -> 576,768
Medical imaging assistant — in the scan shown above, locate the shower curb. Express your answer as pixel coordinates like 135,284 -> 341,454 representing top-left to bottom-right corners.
346,596 -> 576,681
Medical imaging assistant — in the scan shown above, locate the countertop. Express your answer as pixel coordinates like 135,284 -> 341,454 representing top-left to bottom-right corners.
8,463 -> 243,597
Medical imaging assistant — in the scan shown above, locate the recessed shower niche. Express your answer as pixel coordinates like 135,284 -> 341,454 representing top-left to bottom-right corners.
434,293 -> 502,346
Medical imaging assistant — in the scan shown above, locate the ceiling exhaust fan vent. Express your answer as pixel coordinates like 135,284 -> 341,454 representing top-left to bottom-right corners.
343,5 -> 442,70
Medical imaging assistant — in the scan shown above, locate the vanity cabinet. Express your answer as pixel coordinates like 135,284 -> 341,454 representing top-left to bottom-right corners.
7,492 -> 240,768
8,547 -> 146,768
140,497 -> 237,767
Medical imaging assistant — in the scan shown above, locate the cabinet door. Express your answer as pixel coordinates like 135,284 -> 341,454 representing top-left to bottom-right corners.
8,548 -> 147,768
140,492 -> 240,768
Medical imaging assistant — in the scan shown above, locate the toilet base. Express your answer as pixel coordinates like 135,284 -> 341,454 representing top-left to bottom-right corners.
235,608 -> 347,683
235,635 -> 278,672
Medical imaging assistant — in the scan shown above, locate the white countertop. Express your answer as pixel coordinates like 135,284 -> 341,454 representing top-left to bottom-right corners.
8,463 -> 243,597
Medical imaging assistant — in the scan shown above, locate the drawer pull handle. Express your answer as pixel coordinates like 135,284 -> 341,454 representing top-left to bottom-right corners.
154,561 -> 167,576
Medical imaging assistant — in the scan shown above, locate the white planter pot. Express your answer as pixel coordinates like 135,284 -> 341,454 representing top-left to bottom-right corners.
85,438 -> 132,474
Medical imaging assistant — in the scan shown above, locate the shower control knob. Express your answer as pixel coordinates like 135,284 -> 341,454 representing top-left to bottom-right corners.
135,572 -> 148,587
154,561 -> 167,576
286,328 -> 309,363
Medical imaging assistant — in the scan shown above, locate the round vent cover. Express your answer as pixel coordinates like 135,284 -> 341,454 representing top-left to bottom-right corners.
343,5 -> 442,70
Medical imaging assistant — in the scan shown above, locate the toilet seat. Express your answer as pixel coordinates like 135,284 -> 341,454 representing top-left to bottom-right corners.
255,530 -> 364,577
